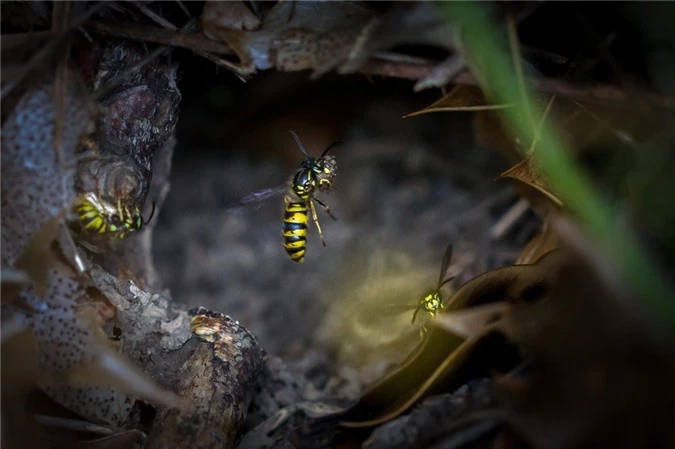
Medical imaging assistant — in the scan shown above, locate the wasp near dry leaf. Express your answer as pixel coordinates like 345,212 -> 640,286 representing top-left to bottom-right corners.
231,131 -> 340,263
411,243 -> 455,332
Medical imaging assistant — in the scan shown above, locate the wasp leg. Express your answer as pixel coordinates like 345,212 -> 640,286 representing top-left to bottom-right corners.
308,199 -> 327,247
314,198 -> 337,221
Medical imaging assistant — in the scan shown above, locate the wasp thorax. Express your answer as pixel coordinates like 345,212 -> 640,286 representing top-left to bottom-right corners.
422,292 -> 442,313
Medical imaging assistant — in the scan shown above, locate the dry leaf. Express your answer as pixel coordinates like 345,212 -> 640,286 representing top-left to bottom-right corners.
497,155 -> 563,209
432,303 -> 508,340
516,220 -> 559,265
404,85 -> 512,118
328,254 -> 561,430
495,246 -> 675,449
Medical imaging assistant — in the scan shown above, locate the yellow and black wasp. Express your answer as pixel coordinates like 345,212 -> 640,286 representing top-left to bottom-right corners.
73,192 -> 155,240
411,244 -> 455,327
233,130 -> 340,263
385,244 -> 455,335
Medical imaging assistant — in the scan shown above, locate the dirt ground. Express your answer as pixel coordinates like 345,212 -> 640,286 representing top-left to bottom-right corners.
152,57 -> 534,378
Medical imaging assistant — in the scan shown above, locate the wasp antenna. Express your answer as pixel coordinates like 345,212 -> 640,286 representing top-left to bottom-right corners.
320,140 -> 342,159
143,201 -> 156,226
289,130 -> 309,157
438,276 -> 455,289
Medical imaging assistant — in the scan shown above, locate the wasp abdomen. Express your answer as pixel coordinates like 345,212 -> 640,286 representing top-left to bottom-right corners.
283,200 -> 309,263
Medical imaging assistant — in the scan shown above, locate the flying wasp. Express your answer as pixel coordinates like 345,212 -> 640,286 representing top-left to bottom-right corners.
73,191 -> 155,240
232,131 -> 339,263
410,244 -> 455,329
385,244 -> 455,335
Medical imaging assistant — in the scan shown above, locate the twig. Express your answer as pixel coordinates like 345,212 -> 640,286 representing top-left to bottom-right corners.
174,0 -> 191,19
490,198 -> 530,240
83,19 -> 675,111
92,45 -> 170,101
34,415 -> 114,435
361,58 -> 675,112
85,21 -> 233,55
85,20 -> 250,80
1,3 -> 108,101
133,2 -> 178,31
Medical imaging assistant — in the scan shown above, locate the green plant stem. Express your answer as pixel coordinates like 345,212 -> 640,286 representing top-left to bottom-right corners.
442,2 -> 675,335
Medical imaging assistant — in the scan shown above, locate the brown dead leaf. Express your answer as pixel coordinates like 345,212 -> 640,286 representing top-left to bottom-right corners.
432,303 -> 509,340
495,245 -> 675,449
403,85 -> 512,118
331,253 -> 563,429
497,155 -> 563,209
516,220 -> 559,265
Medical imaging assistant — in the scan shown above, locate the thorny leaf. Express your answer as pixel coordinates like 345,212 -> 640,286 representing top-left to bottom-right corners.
328,254 -> 562,430
403,85 -> 512,118
496,155 -> 563,208
323,250 -> 570,434
431,303 -> 508,340
497,246 -> 675,449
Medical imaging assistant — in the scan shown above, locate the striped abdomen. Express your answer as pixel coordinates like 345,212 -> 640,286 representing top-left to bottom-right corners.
283,200 -> 309,263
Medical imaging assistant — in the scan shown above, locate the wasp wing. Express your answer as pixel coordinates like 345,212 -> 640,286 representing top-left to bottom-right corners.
226,184 -> 288,213
436,243 -> 454,289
